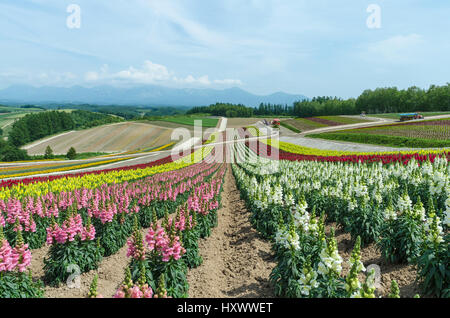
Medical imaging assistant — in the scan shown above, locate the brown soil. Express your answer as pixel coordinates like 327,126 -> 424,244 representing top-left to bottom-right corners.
187,164 -> 276,298
329,223 -> 422,298
29,237 -> 132,298
25,122 -> 175,155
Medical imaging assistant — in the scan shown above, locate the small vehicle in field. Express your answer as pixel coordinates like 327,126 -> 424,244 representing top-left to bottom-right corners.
399,113 -> 424,122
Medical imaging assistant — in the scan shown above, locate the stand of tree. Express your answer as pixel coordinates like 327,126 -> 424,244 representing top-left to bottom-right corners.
294,84 -> 450,117
186,84 -> 450,118
187,103 -> 255,117
8,110 -> 122,147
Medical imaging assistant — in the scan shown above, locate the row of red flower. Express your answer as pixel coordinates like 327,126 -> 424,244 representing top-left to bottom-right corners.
0,148 -> 196,189
241,135 -> 449,165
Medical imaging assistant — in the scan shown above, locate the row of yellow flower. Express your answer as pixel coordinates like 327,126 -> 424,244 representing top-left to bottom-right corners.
0,157 -> 134,180
0,161 -> 69,173
1,145 -> 214,201
246,126 -> 450,157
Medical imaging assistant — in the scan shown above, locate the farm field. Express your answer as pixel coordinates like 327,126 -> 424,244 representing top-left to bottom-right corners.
151,116 -> 219,128
24,122 -> 176,155
369,111 -> 450,120
280,116 -> 374,133
309,118 -> 450,148
0,107 -> 44,137
0,129 -> 448,299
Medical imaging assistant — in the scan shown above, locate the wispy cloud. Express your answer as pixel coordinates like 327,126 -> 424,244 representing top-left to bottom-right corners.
85,60 -> 242,87
365,34 -> 425,63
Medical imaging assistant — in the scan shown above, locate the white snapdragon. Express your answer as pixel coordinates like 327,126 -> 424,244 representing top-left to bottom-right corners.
317,240 -> 343,277
274,227 -> 301,251
424,214 -> 444,245
397,192 -> 412,213
348,199 -> 357,212
298,266 -> 319,296
272,184 -> 284,205
411,200 -> 426,222
284,192 -> 295,207
383,204 -> 397,221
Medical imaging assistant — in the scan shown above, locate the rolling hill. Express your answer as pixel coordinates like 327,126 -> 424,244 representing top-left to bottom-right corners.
0,85 -> 307,107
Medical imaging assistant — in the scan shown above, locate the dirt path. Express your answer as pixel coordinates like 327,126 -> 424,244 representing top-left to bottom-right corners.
187,164 -> 276,298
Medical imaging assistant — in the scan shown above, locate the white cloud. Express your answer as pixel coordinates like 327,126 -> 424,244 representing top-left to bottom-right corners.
213,79 -> 243,85
85,71 -> 99,81
114,60 -> 172,83
366,34 -> 424,62
85,60 -> 241,87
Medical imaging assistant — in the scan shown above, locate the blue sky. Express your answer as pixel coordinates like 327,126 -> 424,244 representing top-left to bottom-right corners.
0,0 -> 449,98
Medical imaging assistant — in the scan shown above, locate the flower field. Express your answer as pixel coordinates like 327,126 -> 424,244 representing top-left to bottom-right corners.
0,126 -> 449,299
232,139 -> 449,298
309,118 -> 450,148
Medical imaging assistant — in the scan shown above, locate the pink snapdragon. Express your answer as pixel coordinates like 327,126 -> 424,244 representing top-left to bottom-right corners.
46,214 -> 93,245
144,225 -> 185,262
126,230 -> 146,261
114,284 -> 153,298
11,242 -> 31,272
0,238 -> 13,272
81,224 -> 96,241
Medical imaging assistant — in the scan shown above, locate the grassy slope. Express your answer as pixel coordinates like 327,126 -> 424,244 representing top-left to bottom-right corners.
156,116 -> 219,127
368,111 -> 450,120
279,121 -> 301,133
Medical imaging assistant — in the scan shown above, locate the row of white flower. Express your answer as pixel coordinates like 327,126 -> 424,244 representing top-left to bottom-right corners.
232,150 -> 449,234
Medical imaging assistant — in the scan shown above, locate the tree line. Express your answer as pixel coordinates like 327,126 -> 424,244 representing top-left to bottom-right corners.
292,84 -> 450,117
0,110 -> 122,161
187,103 -> 255,117
186,84 -> 450,118
8,110 -> 122,148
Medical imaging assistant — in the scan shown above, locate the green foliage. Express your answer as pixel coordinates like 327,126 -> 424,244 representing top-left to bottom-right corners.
66,147 -> 77,160
378,205 -> 425,264
0,142 -> 29,161
155,116 -> 219,127
416,233 -> 450,298
343,202 -> 384,246
94,213 -> 134,257
44,145 -> 54,159
9,111 -> 74,147
69,110 -> 122,128
88,274 -> 99,298
0,271 -> 45,298
279,121 -> 301,133
388,280 -> 401,298
188,103 -> 255,117
43,239 -> 102,287
293,84 -> 450,118
7,110 -> 122,148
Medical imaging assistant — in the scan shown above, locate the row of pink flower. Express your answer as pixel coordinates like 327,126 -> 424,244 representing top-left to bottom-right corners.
187,169 -> 225,215
46,214 -> 96,245
127,165 -> 226,263
0,161 -> 221,241
0,235 -> 32,273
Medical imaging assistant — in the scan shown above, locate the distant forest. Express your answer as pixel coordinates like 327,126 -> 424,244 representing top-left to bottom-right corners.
8,110 -> 122,147
46,104 -> 187,120
188,84 -> 450,118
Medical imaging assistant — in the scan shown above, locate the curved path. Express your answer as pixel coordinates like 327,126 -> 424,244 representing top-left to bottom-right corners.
255,114 -> 450,153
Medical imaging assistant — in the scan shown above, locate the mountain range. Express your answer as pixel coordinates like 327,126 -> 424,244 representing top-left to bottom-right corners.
0,85 -> 307,107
